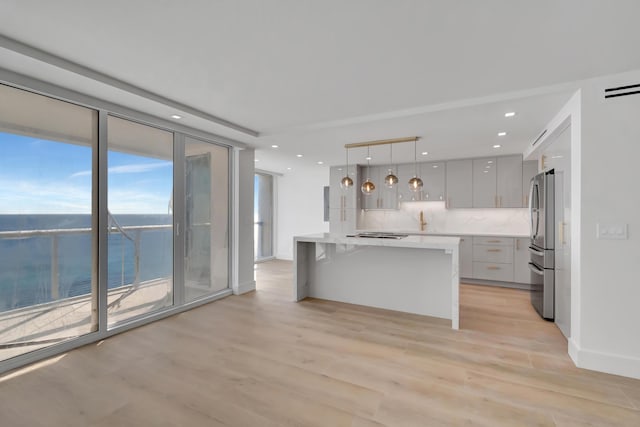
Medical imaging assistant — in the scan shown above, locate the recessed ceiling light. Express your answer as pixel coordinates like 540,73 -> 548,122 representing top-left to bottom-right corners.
483,170 -> 489,173
504,112 -> 516,118
432,165 -> 438,168
421,151 -> 428,156
170,114 -> 182,119
271,144 -> 279,148
487,160 -> 493,164
498,132 -> 507,137
296,154 -> 303,158
485,165 -> 491,169
317,161 -> 324,165
287,167 -> 292,170
365,156 -> 372,161
493,144 -> 501,149
254,159 -> 259,162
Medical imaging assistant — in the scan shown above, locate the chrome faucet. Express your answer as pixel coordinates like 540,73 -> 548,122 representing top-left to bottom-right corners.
419,210 -> 427,232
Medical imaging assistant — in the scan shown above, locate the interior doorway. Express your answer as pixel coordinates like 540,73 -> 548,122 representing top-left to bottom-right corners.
254,172 -> 274,261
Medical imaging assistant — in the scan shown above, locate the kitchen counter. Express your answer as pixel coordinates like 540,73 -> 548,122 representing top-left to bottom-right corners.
294,233 -> 460,329
356,229 -> 529,238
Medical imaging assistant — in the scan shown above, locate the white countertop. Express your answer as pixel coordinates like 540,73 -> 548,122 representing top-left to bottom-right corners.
356,229 -> 529,238
294,233 -> 460,251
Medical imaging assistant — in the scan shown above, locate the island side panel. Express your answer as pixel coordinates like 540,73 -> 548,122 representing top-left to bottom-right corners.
293,239 -> 315,301
308,243 -> 452,320
449,246 -> 460,330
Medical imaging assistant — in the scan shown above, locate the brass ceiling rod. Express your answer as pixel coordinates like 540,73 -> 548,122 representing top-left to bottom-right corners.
344,136 -> 420,149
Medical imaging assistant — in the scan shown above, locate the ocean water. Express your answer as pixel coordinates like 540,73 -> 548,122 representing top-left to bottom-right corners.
0,214 -> 172,312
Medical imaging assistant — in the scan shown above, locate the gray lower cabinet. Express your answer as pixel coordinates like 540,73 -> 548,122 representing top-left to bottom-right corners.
514,237 -> 532,284
445,159 -> 473,208
471,236 -> 514,282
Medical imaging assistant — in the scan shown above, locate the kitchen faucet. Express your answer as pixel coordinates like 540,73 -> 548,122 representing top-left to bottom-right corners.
419,210 -> 427,232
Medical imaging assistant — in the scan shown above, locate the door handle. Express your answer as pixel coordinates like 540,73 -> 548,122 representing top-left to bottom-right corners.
487,266 -> 500,270
486,249 -> 502,252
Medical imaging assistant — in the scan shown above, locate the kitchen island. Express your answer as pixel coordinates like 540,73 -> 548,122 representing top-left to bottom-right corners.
294,233 -> 460,329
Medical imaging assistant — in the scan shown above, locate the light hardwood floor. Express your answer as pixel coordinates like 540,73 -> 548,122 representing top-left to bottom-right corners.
0,259 -> 639,426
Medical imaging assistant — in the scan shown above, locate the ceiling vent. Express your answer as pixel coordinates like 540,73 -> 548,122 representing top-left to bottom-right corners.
605,83 -> 640,99
531,129 -> 547,147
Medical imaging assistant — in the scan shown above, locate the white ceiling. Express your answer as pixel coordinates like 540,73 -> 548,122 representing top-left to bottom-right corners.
1,1 -> 640,173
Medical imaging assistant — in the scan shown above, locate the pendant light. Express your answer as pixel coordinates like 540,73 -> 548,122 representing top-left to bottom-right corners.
384,143 -> 399,188
361,146 -> 375,196
408,137 -> 423,192
340,146 -> 353,188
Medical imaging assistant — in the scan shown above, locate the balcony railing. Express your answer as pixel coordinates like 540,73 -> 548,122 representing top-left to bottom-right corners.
0,223 -> 172,309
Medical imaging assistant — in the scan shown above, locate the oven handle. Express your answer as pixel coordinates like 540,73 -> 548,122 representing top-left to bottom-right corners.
528,263 -> 545,275
528,246 -> 544,256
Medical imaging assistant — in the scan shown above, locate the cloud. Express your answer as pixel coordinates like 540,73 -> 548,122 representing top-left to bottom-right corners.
70,161 -> 172,178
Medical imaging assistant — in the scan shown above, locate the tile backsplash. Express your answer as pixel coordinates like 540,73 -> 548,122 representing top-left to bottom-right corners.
358,201 -> 529,235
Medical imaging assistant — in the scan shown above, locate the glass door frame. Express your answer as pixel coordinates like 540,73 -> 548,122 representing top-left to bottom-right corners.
0,76 -> 237,375
254,171 -> 276,263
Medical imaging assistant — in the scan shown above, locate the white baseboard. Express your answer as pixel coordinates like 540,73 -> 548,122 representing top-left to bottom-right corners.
568,339 -> 640,380
275,253 -> 293,261
234,280 -> 256,295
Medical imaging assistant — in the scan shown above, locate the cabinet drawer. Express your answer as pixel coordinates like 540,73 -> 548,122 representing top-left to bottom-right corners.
472,236 -> 514,246
472,244 -> 514,263
472,262 -> 514,282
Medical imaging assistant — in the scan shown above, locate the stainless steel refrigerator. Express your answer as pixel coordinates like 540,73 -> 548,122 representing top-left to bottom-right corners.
528,170 -> 554,320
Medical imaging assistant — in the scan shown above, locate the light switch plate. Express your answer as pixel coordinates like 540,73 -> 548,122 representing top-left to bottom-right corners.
597,223 -> 628,240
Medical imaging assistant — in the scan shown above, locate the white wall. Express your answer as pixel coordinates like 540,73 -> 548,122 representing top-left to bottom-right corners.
276,166 -> 330,260
572,69 -> 640,378
359,202 -> 529,236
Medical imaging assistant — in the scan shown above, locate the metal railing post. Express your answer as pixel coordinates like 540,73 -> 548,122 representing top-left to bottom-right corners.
50,234 -> 59,300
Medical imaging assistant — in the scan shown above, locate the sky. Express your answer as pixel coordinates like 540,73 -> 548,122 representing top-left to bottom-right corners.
0,132 -> 173,214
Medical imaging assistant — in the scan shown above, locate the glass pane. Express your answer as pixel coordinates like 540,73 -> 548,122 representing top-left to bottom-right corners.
254,173 -> 273,260
107,116 -> 173,326
0,84 -> 97,362
184,137 -> 229,301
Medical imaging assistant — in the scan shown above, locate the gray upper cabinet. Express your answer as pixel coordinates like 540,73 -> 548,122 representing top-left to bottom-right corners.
497,155 -> 523,208
421,161 -> 446,201
330,165 -> 358,209
472,157 -> 498,208
360,165 -> 398,210
522,160 -> 538,207
397,163 -> 423,203
445,159 -> 473,208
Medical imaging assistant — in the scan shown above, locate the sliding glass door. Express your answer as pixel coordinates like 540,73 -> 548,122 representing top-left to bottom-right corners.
0,84 -> 98,362
184,136 -> 229,301
106,116 -> 174,327
0,82 -> 232,371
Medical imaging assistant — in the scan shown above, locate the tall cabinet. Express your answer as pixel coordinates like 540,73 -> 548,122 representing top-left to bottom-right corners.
445,159 -> 473,208
329,165 -> 359,234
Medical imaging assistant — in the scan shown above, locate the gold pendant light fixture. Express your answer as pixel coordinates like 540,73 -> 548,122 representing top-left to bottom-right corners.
408,137 -> 423,192
340,146 -> 353,188
384,143 -> 399,188
342,136 -> 423,195
361,146 -> 376,196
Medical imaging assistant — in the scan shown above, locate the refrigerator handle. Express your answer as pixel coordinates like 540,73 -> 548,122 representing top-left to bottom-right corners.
528,262 -> 545,275
528,180 -> 537,238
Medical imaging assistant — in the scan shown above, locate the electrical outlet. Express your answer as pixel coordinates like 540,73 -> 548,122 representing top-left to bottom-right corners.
597,223 -> 628,240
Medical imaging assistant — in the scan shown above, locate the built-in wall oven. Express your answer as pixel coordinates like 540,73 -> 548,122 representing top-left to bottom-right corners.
529,170 -> 555,320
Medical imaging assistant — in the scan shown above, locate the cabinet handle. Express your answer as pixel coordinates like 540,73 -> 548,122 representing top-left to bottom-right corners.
487,240 -> 501,243
499,196 -> 502,207
516,239 -> 520,250
487,266 -> 500,270
447,197 -> 451,209
487,249 -> 502,252
494,195 -> 498,208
